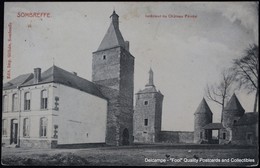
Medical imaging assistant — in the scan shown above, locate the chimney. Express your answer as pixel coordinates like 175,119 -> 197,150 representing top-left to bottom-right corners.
125,41 -> 129,51
110,10 -> 119,29
34,68 -> 41,84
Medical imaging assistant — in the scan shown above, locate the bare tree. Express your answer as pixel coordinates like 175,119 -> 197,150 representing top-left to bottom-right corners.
205,69 -> 235,122
232,44 -> 259,112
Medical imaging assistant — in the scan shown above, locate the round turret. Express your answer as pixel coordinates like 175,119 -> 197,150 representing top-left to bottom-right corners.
194,98 -> 213,143
222,93 -> 245,128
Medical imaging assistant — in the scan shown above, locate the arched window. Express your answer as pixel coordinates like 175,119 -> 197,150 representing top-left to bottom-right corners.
23,118 -> 30,137
40,117 -> 48,137
24,92 -> 31,110
41,90 -> 48,109
12,93 -> 18,111
2,119 -> 7,136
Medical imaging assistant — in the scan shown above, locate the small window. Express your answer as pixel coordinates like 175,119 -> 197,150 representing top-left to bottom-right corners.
144,119 -> 148,126
247,133 -> 252,140
143,131 -> 147,134
103,55 -> 106,60
144,101 -> 148,105
233,120 -> 237,124
223,133 -> 226,140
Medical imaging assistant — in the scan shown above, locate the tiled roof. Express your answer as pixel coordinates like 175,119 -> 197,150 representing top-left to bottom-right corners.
3,73 -> 33,90
234,112 -> 258,126
224,93 -> 245,113
4,66 -> 106,99
194,98 -> 213,115
97,12 -> 126,51
203,123 -> 224,129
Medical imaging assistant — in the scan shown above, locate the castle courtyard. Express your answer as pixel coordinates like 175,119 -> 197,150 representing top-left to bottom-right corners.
1,144 -> 258,166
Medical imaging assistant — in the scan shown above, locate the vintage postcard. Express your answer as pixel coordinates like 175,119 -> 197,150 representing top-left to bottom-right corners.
1,1 -> 259,166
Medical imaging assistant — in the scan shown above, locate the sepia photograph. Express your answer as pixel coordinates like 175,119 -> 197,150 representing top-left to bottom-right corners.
1,1 -> 259,166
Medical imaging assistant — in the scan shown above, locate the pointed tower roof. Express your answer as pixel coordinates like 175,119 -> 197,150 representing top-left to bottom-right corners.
145,68 -> 155,87
194,98 -> 213,115
224,93 -> 245,113
97,10 -> 126,51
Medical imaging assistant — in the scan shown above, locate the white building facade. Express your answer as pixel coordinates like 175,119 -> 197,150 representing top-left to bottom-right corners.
2,66 -> 107,148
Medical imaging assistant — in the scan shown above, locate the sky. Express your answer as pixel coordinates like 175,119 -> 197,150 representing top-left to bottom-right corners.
3,2 -> 258,131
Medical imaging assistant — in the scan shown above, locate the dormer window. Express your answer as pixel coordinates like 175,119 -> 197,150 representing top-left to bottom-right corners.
103,55 -> 106,60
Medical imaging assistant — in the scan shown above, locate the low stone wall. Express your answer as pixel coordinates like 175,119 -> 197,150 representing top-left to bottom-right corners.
158,131 -> 194,144
56,143 -> 107,149
178,131 -> 194,143
20,139 -> 58,148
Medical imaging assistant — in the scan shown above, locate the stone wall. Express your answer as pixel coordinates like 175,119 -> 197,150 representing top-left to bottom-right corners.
20,139 -> 57,148
118,48 -> 135,146
178,131 -> 194,143
92,47 -> 135,146
154,93 -> 164,142
159,131 -> 194,144
232,124 -> 258,145
134,93 -> 156,143
92,47 -> 121,90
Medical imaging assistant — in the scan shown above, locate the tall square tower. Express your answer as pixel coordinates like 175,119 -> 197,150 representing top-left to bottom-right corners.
134,69 -> 164,143
92,11 -> 134,146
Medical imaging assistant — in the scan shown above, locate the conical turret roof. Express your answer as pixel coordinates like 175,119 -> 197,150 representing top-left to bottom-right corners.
194,98 -> 213,115
224,93 -> 245,112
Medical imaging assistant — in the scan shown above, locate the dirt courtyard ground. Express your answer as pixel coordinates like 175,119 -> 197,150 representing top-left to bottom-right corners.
1,144 -> 259,166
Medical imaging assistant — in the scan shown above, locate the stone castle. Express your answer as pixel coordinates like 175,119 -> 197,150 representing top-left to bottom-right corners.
194,96 -> 258,145
2,11 -> 258,148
